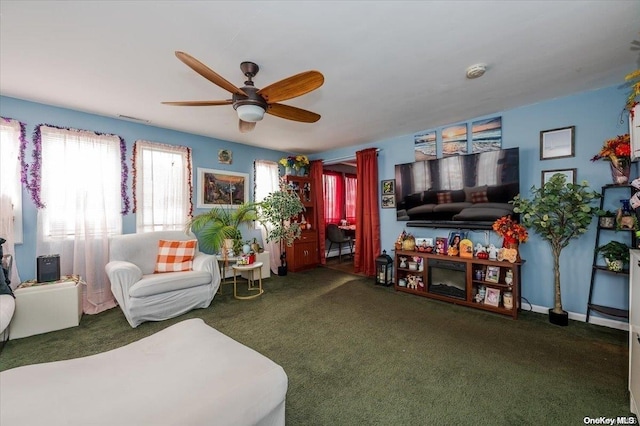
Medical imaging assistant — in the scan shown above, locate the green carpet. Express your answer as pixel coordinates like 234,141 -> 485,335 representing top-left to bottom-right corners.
1,267 -> 634,425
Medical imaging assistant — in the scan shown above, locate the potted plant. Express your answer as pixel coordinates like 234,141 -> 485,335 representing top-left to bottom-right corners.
511,173 -> 602,326
257,178 -> 305,276
596,240 -> 630,272
187,202 -> 259,255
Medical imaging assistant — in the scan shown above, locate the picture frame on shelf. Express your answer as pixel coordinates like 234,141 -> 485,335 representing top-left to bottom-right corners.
196,168 -> 249,208
484,287 -> 501,307
485,266 -> 500,283
540,126 -> 575,160
435,237 -> 448,255
542,168 -> 576,186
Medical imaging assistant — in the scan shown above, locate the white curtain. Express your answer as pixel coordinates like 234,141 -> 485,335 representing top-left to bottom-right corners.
134,140 -> 192,232
254,160 -> 280,274
0,119 -> 23,286
36,126 -> 122,314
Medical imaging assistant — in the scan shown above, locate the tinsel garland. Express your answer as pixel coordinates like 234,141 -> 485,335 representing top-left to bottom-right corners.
186,146 -> 193,217
132,141 -> 138,214
29,126 -> 45,208
118,136 -> 130,215
30,124 -> 130,213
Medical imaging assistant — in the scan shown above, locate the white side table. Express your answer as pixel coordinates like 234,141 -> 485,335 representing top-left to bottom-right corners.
232,262 -> 264,300
9,275 -> 83,339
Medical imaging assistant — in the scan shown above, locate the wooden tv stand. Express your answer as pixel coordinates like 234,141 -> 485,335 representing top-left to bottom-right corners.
394,250 -> 523,319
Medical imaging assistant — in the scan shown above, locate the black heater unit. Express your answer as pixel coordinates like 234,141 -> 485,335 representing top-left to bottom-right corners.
37,254 -> 60,283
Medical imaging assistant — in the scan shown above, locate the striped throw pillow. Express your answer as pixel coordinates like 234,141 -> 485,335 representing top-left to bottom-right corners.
154,239 -> 197,273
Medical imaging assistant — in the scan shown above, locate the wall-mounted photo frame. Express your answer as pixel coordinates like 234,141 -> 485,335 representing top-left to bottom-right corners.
381,194 -> 396,208
540,126 -> 575,160
541,168 -> 577,186
381,179 -> 395,195
484,287 -> 501,307
218,149 -> 232,164
196,168 -> 249,208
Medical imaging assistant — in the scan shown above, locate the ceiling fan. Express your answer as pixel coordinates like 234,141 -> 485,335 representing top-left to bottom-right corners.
162,51 -> 324,133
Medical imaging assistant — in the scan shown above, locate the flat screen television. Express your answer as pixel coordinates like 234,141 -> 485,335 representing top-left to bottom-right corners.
394,147 -> 519,229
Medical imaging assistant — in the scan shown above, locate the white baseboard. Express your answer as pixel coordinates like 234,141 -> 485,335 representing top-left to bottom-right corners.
529,304 -> 628,331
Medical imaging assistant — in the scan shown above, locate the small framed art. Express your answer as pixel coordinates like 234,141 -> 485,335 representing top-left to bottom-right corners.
540,126 -> 575,160
484,287 -> 501,307
381,179 -> 395,195
485,266 -> 500,283
381,194 -> 395,208
541,168 -> 576,186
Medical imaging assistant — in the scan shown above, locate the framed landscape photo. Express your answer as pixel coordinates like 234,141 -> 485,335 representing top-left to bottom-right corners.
197,168 -> 249,208
484,287 -> 501,307
540,126 -> 575,160
542,168 -> 576,186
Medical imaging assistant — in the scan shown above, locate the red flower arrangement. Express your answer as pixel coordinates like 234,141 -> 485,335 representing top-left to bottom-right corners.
590,134 -> 631,168
492,215 -> 528,244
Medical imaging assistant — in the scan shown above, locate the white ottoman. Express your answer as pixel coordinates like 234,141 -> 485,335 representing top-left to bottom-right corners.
9,275 -> 83,339
1,319 -> 288,426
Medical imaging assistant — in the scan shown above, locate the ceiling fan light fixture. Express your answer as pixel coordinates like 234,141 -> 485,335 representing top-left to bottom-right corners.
236,104 -> 265,122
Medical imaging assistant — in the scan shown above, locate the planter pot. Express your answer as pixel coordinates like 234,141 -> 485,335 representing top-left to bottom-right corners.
549,308 -> 569,326
605,258 -> 624,272
277,265 -> 288,276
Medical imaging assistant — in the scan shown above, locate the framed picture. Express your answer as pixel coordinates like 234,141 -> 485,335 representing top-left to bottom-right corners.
381,179 -> 395,195
541,168 -> 576,186
540,126 -> 575,160
485,266 -> 500,284
381,194 -> 395,208
196,168 -> 249,208
484,287 -> 501,307
218,149 -> 232,164
435,237 -> 448,255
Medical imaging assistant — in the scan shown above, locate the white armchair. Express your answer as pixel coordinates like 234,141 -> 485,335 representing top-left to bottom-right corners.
106,231 -> 220,328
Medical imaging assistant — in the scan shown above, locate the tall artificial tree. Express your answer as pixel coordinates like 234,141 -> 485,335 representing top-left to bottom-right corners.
511,174 -> 601,325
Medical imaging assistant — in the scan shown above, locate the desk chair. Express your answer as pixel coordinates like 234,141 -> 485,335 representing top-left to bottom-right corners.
326,224 -> 353,263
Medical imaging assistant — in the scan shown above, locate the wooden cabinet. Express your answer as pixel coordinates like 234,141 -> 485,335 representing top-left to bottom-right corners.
289,230 -> 319,272
284,175 -> 319,272
394,250 -> 522,319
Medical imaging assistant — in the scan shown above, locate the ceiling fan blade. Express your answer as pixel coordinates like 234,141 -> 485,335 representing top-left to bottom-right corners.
257,71 -> 324,104
239,120 -> 256,133
175,51 -> 247,97
161,100 -> 233,106
267,103 -> 321,123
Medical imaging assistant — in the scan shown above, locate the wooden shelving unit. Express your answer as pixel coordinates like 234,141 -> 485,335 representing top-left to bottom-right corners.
285,175 -> 319,272
394,250 -> 523,319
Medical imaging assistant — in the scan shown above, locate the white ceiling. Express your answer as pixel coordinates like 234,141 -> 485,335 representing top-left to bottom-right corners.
1,1 -> 638,155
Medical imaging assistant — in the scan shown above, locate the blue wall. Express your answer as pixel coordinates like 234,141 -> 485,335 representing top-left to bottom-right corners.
311,84 -> 634,320
2,83 -> 634,321
0,95 -> 286,282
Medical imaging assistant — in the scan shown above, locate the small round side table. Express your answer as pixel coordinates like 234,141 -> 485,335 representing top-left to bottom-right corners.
232,262 -> 264,300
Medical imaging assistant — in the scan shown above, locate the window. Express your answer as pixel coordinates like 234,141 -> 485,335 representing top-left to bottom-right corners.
134,140 -> 192,232
39,126 -> 123,239
323,171 -> 357,225
0,119 -> 23,243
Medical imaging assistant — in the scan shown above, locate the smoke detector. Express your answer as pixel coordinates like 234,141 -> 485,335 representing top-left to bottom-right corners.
466,63 -> 487,79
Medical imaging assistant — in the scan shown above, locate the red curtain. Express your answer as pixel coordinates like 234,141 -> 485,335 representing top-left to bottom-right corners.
344,173 -> 357,224
310,160 -> 326,265
354,148 -> 381,276
323,171 -> 344,225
